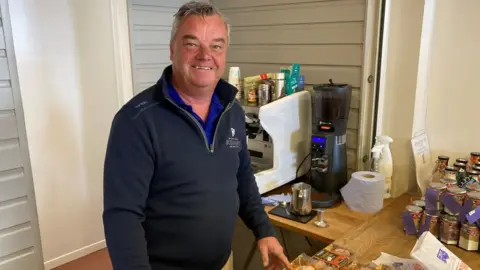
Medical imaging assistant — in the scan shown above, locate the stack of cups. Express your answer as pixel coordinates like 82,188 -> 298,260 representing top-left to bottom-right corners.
228,67 -> 242,100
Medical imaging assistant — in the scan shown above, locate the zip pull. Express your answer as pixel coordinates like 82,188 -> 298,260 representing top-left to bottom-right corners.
210,144 -> 214,153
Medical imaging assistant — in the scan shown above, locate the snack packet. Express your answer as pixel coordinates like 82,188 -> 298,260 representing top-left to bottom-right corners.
288,253 -> 331,270
372,252 -> 424,270
313,245 -> 353,269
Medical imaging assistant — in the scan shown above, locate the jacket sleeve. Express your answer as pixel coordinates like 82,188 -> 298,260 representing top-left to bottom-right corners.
103,108 -> 154,270
236,125 -> 276,240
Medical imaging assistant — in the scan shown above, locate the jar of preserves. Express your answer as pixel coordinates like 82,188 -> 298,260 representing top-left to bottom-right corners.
467,170 -> 480,181
421,211 -> 440,238
436,155 -> 450,174
466,182 -> 480,192
413,200 -> 425,210
405,205 -> 423,232
472,165 -> 480,174
467,191 -> 480,211
456,158 -> 468,165
440,214 -> 460,245
427,183 -> 447,211
444,187 -> 467,215
444,166 -> 457,181
458,223 -> 480,251
468,152 -> 480,171
440,178 -> 457,187
454,162 -> 467,171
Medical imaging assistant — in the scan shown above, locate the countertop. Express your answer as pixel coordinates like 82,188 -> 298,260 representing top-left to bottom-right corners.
329,193 -> 480,268
263,183 -> 394,243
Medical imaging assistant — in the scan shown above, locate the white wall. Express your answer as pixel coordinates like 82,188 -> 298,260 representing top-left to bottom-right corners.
376,0 -> 424,197
9,0 -> 119,268
425,0 -> 480,160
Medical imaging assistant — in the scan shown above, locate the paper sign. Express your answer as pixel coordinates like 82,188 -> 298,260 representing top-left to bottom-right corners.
411,132 -> 433,195
466,206 -> 480,224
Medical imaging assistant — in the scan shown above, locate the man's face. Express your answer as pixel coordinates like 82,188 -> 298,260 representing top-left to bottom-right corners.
170,15 -> 228,89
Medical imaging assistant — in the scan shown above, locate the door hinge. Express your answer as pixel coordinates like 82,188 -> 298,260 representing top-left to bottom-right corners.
367,75 -> 374,83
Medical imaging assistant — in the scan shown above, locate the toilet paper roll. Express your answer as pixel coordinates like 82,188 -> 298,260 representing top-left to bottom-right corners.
340,171 -> 385,214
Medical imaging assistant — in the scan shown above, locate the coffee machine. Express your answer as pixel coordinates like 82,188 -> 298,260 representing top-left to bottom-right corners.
310,81 -> 352,201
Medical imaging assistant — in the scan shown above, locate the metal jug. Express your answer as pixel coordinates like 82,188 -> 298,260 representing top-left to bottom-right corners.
291,182 -> 312,215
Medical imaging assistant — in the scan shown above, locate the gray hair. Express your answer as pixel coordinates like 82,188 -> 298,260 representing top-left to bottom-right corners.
171,1 -> 230,44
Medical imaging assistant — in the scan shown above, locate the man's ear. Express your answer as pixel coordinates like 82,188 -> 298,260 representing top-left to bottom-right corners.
169,42 -> 174,61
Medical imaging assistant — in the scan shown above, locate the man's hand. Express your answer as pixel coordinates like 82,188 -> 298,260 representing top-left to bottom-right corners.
257,236 -> 291,270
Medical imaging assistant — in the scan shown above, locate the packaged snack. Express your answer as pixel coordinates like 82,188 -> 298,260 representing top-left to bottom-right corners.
324,244 -> 356,258
289,253 -> 332,270
313,249 -> 351,269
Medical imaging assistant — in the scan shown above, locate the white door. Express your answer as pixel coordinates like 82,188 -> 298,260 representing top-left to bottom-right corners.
127,0 -> 191,95
0,1 -> 44,269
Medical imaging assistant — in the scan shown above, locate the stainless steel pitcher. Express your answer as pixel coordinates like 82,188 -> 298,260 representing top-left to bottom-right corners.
291,182 -> 312,215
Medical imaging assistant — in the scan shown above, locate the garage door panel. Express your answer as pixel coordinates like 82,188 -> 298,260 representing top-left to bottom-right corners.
347,108 -> 359,130
346,129 -> 358,150
132,28 -> 172,46
0,224 -> 34,258
222,0 -> 365,26
134,48 -> 171,65
230,22 -> 364,45
130,0 -> 188,8
225,63 -> 362,87
0,139 -> 22,171
216,0 -> 355,9
135,67 -> 167,84
0,111 -> 18,140
0,87 -> 14,110
227,45 -> 363,66
130,7 -> 178,27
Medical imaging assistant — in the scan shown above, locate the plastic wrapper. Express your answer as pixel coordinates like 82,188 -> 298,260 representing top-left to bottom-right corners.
410,231 -> 472,270
313,245 -> 355,269
288,253 -> 334,270
372,252 -> 425,270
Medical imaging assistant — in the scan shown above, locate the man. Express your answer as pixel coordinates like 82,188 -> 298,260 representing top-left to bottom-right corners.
103,1 -> 291,270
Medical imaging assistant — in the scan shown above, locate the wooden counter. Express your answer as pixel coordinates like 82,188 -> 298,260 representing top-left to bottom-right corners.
330,193 -> 480,268
264,183 -> 394,243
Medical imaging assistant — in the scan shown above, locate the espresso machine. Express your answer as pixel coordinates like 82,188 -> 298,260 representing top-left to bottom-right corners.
310,81 -> 352,202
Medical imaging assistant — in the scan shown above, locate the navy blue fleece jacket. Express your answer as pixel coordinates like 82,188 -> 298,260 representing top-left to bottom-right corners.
103,66 -> 275,270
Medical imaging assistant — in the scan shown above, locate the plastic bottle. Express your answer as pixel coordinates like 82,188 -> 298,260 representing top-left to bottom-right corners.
370,145 -> 383,172
373,135 -> 394,199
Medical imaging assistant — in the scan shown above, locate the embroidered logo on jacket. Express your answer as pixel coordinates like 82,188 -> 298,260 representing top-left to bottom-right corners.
226,127 -> 241,149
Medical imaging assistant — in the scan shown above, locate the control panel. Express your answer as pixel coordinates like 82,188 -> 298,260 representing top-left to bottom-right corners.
311,135 -> 328,172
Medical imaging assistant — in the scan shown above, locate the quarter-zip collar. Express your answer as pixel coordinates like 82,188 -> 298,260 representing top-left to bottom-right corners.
155,65 -> 238,153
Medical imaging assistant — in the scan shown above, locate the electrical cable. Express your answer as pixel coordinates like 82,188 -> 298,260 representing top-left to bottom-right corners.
295,152 -> 312,179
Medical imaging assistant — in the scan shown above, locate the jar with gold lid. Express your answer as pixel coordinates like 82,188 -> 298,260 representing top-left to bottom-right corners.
468,152 -> 480,171
466,182 -> 480,192
440,178 -> 457,187
421,211 -> 440,238
405,205 -> 423,232
454,162 -> 467,171
444,166 -> 457,181
444,187 -> 467,215
440,214 -> 460,245
467,170 -> 480,181
456,158 -> 468,165
458,222 -> 480,251
467,191 -> 480,211
427,183 -> 447,211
